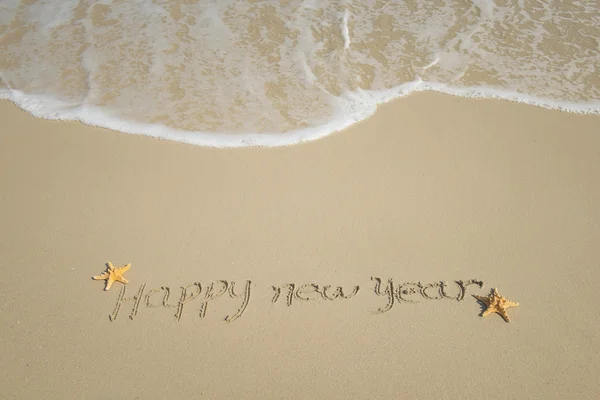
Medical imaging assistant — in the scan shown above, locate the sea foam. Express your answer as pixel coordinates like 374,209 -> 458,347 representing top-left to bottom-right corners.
1,0 -> 599,147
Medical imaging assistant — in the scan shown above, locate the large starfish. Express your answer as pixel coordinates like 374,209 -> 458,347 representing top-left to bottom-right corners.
93,262 -> 130,291
473,288 -> 519,322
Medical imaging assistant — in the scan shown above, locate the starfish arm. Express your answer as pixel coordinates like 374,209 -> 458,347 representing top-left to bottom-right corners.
116,277 -> 129,284
107,262 -> 114,270
120,263 -> 131,272
498,308 -> 511,322
481,308 -> 495,317
472,295 -> 490,305
505,301 -> 519,307
105,277 -> 115,291
93,273 -> 109,280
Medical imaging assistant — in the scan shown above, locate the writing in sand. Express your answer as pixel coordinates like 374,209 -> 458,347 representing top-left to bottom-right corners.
107,278 -> 483,322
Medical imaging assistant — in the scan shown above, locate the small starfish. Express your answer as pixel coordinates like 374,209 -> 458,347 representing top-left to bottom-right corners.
92,262 -> 130,291
473,288 -> 519,323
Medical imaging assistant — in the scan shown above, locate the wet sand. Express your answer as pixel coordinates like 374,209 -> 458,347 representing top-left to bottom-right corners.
1,93 -> 600,399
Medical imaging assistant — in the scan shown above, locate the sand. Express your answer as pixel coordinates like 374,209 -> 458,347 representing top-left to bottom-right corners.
1,93 -> 600,399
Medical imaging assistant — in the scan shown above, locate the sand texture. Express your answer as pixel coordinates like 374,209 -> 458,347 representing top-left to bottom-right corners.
1,93 -> 600,399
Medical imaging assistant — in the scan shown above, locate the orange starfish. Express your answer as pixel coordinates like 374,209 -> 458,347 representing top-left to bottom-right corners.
92,262 -> 130,291
473,288 -> 519,322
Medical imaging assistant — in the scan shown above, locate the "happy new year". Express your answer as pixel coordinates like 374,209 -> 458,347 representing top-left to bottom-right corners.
105,277 -> 484,322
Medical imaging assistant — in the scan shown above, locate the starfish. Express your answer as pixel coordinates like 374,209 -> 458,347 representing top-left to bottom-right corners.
92,262 -> 130,291
473,288 -> 519,322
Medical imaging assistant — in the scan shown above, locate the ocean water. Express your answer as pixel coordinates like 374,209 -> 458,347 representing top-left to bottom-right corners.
1,0 -> 599,147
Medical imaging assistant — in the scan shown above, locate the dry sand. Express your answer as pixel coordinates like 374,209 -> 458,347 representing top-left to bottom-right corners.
1,93 -> 600,399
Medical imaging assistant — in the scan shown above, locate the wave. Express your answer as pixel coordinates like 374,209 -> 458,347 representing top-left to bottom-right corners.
3,80 -> 598,148
1,0 -> 599,147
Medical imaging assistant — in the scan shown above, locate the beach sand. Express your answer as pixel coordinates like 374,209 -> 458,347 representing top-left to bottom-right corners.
1,93 -> 599,399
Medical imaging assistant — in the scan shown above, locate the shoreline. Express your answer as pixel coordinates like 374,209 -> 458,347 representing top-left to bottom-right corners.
3,85 -> 600,148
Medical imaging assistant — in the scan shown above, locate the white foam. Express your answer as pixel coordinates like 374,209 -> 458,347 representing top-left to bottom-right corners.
341,10 -> 351,50
3,81 -> 599,148
422,55 -> 440,70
